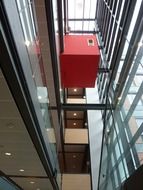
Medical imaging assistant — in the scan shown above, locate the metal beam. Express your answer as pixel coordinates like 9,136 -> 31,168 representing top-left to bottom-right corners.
57,0 -> 64,52
68,18 -> 95,21
45,0 -> 61,121
61,103 -> 111,110
70,30 -> 97,34
98,68 -> 110,73
63,0 -> 68,33
7,175 -> 48,179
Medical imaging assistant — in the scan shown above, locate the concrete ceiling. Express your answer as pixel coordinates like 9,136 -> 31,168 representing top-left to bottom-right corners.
67,88 -> 84,98
0,69 -> 53,189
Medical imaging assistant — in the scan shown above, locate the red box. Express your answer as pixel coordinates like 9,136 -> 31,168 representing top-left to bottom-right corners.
60,35 -> 100,88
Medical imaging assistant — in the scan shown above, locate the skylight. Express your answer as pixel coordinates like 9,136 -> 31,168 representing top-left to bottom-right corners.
67,0 -> 97,32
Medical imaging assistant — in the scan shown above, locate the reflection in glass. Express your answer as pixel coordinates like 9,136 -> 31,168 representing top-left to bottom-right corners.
0,177 -> 20,190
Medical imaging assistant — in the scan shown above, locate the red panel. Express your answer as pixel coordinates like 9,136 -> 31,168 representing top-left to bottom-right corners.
60,35 -> 100,88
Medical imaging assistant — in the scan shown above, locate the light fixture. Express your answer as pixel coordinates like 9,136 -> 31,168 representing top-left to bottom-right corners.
19,169 -> 24,172
106,129 -> 110,135
73,122 -> 76,126
73,155 -> 76,158
25,40 -> 30,47
38,95 -> 42,100
84,122 -> 87,126
7,123 -> 15,129
83,96 -> 86,99
86,161 -> 90,166
30,181 -> 35,184
73,113 -> 77,116
73,89 -> 77,92
138,42 -> 143,47
5,152 -> 11,156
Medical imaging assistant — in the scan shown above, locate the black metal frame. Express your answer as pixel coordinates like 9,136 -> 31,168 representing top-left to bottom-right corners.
7,175 -> 48,179
45,0 -> 67,174
62,103 -> 112,111
57,0 -> 64,52
63,0 -> 68,33
68,18 -> 95,21
114,0 -> 143,105
44,0 -> 62,121
69,30 -> 97,34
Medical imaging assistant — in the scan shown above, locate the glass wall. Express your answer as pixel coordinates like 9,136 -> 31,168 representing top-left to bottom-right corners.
2,0 -> 61,188
98,35 -> 143,190
0,177 -> 20,190
15,0 -> 61,181
99,62 -> 143,189
96,0 -> 143,189
67,0 -> 97,32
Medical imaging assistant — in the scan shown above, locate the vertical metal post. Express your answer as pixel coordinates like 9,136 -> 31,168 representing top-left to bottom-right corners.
57,0 -> 64,52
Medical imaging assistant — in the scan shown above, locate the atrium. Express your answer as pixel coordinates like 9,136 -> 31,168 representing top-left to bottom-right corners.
0,0 -> 143,190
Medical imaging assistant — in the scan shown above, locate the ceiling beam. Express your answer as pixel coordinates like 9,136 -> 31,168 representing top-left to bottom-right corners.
68,18 -> 95,21
69,30 -> 97,34
61,103 -> 111,110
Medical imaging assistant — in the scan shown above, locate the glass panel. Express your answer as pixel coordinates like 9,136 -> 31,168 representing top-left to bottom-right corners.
75,21 -> 82,30
135,118 -> 143,128
0,177 -> 20,190
123,72 -> 143,117
115,143 -> 120,160
97,0 -> 143,188
68,0 -> 75,18
134,75 -> 143,86
128,101 -> 143,137
114,40 -> 129,88
83,21 -> 90,30
111,153 -> 115,167
84,0 -> 91,18
90,0 -> 97,18
15,0 -> 61,187
126,0 -> 142,41
89,21 -> 95,31
134,133 -> 143,166
67,0 -> 96,32
75,0 -> 84,18
118,161 -> 126,182
114,170 -> 119,188
68,21 -> 75,31
123,158 -> 129,177
17,0 -> 35,42
118,138 -> 124,154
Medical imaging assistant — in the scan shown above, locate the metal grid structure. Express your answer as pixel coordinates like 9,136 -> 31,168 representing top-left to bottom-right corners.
96,0 -> 143,189
67,0 -> 97,33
